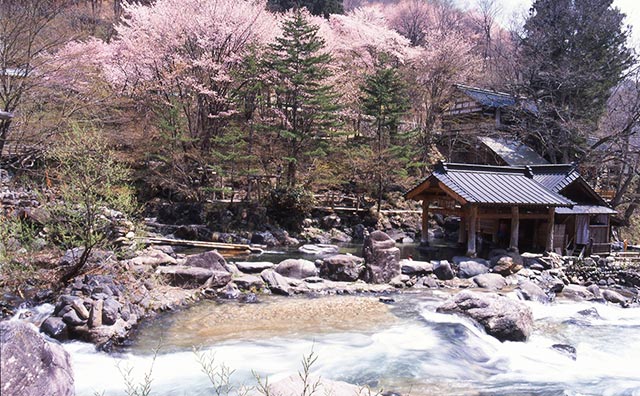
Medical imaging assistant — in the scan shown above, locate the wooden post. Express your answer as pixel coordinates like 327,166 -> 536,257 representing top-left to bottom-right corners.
510,206 -> 520,252
546,207 -> 555,252
458,216 -> 466,244
421,200 -> 429,245
467,205 -> 478,257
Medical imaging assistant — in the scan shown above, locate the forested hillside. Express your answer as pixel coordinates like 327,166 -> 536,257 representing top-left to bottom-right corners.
1,0 -> 638,232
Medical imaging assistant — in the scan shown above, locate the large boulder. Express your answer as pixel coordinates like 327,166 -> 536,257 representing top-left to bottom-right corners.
400,260 -> 433,276
437,291 -> 534,342
0,321 -> 74,396
183,250 -> 228,272
319,254 -> 365,281
274,259 -> 318,279
363,231 -> 400,284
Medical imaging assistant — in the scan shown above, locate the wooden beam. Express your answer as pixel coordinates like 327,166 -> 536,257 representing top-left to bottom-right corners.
467,205 -> 478,257
436,181 -> 468,205
421,200 -> 429,245
546,207 -> 555,252
458,216 -> 466,244
510,206 -> 519,252
477,212 -> 551,220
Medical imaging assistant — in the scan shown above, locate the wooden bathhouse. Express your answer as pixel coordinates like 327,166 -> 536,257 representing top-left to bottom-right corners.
405,162 -> 616,257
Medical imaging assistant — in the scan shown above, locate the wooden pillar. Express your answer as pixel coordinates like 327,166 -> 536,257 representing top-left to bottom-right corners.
458,217 -> 466,244
545,207 -> 555,252
510,206 -> 520,252
421,200 -> 429,245
466,205 -> 478,257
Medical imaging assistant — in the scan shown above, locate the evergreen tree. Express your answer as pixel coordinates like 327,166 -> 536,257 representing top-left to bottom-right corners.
267,0 -> 344,18
264,10 -> 340,187
360,60 -> 409,212
518,0 -> 635,163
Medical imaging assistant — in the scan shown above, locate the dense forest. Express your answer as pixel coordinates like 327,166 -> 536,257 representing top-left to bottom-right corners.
1,0 -> 639,256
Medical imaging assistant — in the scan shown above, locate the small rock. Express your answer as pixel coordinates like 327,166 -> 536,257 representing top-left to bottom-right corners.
275,259 -> 318,279
102,298 -> 121,326
88,299 -> 103,328
517,280 -> 550,303
602,289 -> 628,306
379,296 -> 395,304
235,261 -> 274,273
433,260 -> 454,280
400,259 -> 433,276
473,273 -> 507,290
458,260 -> 489,279
40,317 -> 68,340
261,269 -> 292,296
62,309 -> 85,326
233,274 -> 265,291
552,343 -> 577,360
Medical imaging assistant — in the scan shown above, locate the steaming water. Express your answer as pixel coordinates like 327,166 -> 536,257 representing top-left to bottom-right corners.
64,292 -> 640,396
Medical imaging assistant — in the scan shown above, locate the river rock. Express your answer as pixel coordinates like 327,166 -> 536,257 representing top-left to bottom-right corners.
128,248 -> 177,267
275,259 -> 318,279
552,343 -> 577,360
88,299 -> 103,328
233,274 -> 265,291
102,298 -> 121,326
298,244 -> 340,255
437,291 -> 534,342
517,280 -> 550,303
491,255 -> 522,276
40,317 -> 68,340
1,321 -> 74,396
433,260 -> 454,280
319,254 -> 365,281
602,289 -> 628,306
261,269 -> 292,296
251,231 -> 279,247
183,251 -> 228,272
62,308 -> 85,326
561,284 -> 594,301
400,259 -> 433,276
458,260 -> 489,279
267,374 -> 360,396
156,266 -> 230,289
473,273 -> 507,290
235,261 -> 274,273
363,231 -> 400,284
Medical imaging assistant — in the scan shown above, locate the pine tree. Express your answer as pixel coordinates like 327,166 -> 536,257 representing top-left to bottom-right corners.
518,0 -> 635,163
360,60 -> 409,212
264,10 -> 340,187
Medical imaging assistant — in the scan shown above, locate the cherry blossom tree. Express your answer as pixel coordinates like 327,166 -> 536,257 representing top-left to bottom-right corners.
102,0 -> 278,151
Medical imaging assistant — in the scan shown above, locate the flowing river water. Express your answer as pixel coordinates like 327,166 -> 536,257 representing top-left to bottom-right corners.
62,290 -> 640,396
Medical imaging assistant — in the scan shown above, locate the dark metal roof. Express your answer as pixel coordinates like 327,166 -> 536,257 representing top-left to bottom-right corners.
456,84 -> 516,108
556,205 -> 617,215
528,164 -> 579,192
479,136 -> 548,166
427,163 -> 574,206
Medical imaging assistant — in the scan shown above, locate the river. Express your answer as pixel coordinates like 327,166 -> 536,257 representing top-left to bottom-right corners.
64,290 -> 640,396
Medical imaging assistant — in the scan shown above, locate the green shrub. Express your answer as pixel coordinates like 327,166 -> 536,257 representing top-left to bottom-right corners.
264,187 -> 314,231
